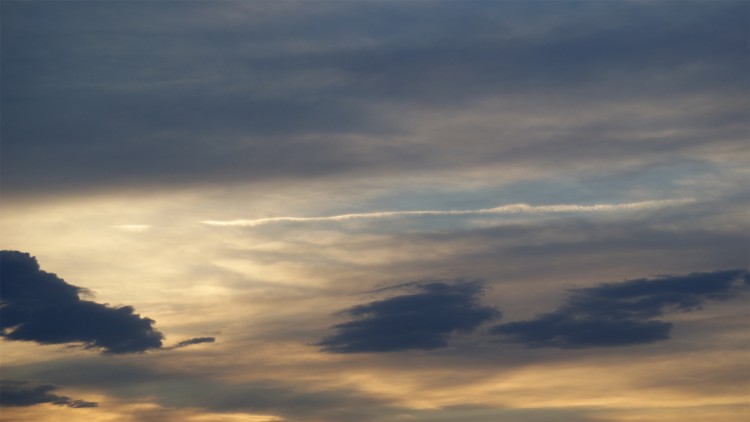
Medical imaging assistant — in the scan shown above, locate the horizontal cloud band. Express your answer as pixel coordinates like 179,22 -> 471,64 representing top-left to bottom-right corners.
0,381 -> 97,409
203,198 -> 695,227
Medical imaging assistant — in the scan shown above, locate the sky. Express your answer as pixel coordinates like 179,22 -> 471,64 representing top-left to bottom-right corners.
0,1 -> 748,421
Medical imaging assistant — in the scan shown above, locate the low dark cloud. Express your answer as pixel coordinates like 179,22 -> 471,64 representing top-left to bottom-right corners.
0,380 -> 98,408
494,314 -> 673,349
0,250 -> 164,354
318,281 -> 499,353
3,359 -> 401,422
168,336 -> 216,349
492,270 -> 748,348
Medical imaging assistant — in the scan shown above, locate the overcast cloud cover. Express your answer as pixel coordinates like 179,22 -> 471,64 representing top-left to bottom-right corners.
1,1 -> 748,421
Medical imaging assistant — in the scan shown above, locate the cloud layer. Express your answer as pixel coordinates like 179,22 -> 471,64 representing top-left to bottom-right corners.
2,1 -> 746,197
492,270 -> 749,348
318,281 -> 499,353
0,380 -> 97,408
0,251 -> 164,354
0,1 -> 747,421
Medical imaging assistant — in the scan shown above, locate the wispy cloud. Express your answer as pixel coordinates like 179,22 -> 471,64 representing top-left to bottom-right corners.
202,198 -> 695,227
165,337 -> 216,350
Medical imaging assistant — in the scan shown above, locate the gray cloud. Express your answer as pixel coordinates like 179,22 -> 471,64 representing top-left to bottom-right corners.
386,405 -> 605,422
318,281 -> 500,353
2,359 -> 400,422
2,357 -> 610,422
0,380 -> 98,408
167,337 -> 216,349
1,2 -> 748,419
492,270 -> 748,348
2,1 -> 746,197
0,250 -> 164,354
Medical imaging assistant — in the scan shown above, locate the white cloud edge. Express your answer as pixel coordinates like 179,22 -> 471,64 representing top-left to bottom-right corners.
201,198 -> 696,227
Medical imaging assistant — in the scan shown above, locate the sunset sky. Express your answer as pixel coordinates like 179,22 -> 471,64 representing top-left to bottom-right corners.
1,1 -> 749,421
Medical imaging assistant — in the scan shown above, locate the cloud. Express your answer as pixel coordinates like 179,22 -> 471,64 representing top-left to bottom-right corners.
167,336 -> 216,349
389,405 -> 605,422
202,198 -> 694,227
1,1 -> 746,197
318,281 -> 500,353
493,314 -> 673,349
3,359 -> 401,422
0,250 -> 164,354
0,380 -> 98,408
492,269 -> 748,348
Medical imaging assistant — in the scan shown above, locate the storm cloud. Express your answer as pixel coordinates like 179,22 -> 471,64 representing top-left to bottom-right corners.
0,250 -> 164,354
318,281 -> 500,353
0,380 -> 97,408
492,270 -> 748,348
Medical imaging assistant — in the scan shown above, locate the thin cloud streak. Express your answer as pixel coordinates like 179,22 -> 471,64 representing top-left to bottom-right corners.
202,198 -> 695,227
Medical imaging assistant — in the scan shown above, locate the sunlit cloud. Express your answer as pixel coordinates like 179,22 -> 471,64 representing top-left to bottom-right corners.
202,198 -> 695,227
112,224 -> 151,232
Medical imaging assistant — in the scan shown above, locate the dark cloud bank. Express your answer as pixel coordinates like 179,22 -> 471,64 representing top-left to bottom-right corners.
318,281 -> 500,352
320,271 -> 748,353
492,270 -> 749,349
2,0 -> 746,197
0,250 -> 163,354
0,380 -> 97,408
3,360 -> 400,422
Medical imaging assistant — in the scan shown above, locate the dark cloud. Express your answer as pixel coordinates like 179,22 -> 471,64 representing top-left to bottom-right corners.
566,269 -> 745,319
318,281 -> 500,353
1,1 -> 746,197
167,336 -> 216,349
494,314 -> 673,349
0,380 -> 98,408
492,270 -> 748,348
3,359 -> 401,422
0,250 -> 164,354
